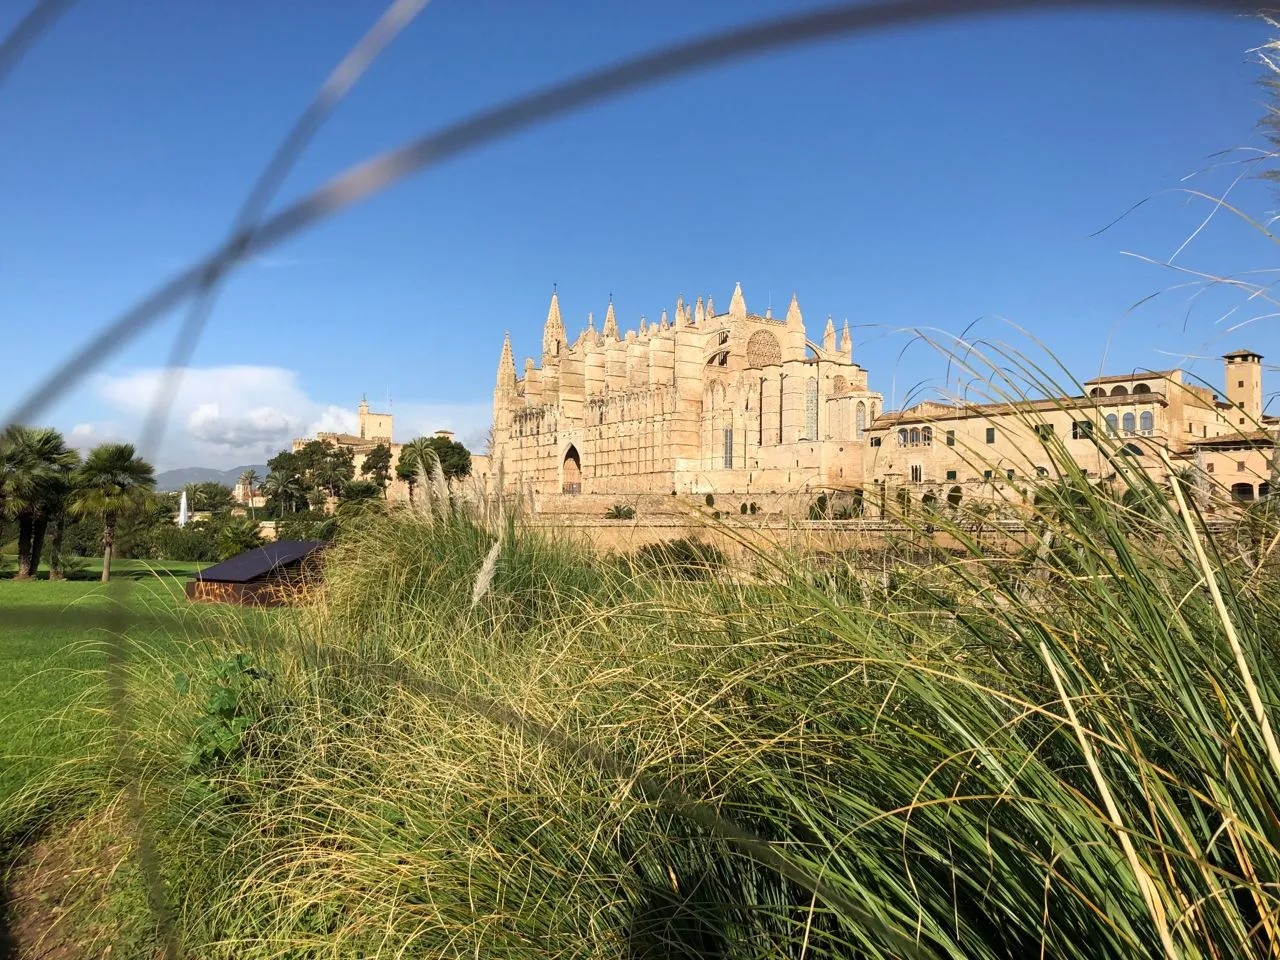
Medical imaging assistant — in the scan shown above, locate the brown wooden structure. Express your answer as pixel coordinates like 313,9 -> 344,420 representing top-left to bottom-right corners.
185,540 -> 327,607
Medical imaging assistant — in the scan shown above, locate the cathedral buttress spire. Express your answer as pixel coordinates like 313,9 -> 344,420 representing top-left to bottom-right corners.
728,282 -> 747,319
497,332 -> 516,389
840,319 -> 852,357
659,309 -> 669,331
542,290 -> 565,355
603,298 -> 619,339
694,296 -> 705,326
823,315 -> 836,353
785,293 -> 803,329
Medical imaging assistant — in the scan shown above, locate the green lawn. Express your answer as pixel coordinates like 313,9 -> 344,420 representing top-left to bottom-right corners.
0,559 -> 210,810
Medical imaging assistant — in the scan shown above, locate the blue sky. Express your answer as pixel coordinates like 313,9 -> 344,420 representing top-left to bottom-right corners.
1,1 -> 1275,469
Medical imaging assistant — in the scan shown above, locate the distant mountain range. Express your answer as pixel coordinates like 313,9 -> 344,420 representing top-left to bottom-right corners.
154,465 -> 269,492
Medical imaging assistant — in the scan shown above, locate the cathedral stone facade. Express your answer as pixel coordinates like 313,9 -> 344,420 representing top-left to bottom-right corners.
492,284 -> 882,496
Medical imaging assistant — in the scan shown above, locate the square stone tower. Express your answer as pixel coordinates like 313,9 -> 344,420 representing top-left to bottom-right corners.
358,396 -> 394,442
1223,349 -> 1264,427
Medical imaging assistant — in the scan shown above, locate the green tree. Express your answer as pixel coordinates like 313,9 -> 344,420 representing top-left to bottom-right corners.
238,468 -> 260,518
216,517 -> 264,561
0,426 -> 79,578
70,443 -> 156,582
399,436 -> 441,503
44,445 -> 82,580
340,479 -> 380,503
313,450 -> 354,499
405,435 -> 471,481
360,443 -> 393,494
395,457 -> 418,503
199,482 -> 236,514
263,470 -> 307,515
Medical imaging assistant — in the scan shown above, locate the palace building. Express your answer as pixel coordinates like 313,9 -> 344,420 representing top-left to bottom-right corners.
492,285 -> 1276,510
491,284 -> 882,496
867,350 -> 1275,507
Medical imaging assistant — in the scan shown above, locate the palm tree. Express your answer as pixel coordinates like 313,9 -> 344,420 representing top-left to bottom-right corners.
313,458 -> 346,499
38,445 -> 80,579
70,443 -> 155,582
263,470 -> 305,514
239,468 -> 260,518
0,426 -> 78,578
395,437 -> 438,505
216,517 -> 264,561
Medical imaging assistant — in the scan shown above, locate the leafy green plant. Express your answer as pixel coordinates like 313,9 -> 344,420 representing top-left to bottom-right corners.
175,653 -> 269,774
604,504 -> 635,520
628,536 -> 725,580
215,518 -> 264,560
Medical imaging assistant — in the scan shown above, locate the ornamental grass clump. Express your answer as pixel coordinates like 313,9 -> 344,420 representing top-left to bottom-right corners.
14,352 -> 1280,958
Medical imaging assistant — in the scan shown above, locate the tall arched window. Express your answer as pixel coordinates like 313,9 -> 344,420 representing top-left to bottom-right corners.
922,426 -> 933,446
1122,412 -> 1136,435
909,427 -> 920,446
855,402 -> 867,440
805,379 -> 818,440
1139,411 -> 1153,434
898,428 -> 908,447
1106,414 -> 1119,435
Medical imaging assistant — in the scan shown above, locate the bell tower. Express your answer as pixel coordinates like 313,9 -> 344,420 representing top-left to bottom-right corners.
1223,349 -> 1264,426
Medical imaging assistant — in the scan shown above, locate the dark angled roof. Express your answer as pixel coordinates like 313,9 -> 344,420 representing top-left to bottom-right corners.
1187,430 -> 1278,451
1223,349 -> 1264,360
194,540 -> 327,584
1082,370 -> 1178,386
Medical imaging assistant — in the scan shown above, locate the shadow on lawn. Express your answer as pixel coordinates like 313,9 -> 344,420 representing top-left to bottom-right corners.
0,564 -> 201,584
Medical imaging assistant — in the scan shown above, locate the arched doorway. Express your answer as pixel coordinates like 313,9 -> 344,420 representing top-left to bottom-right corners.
1232,482 -> 1255,502
562,446 -> 582,494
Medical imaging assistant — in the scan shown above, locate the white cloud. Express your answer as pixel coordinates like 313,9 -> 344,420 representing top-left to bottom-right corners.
89,365 -> 491,470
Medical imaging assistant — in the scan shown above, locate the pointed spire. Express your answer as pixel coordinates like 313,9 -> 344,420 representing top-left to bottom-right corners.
840,319 -> 852,356
585,311 -> 598,345
729,281 -> 747,319
694,296 -> 705,326
542,289 -> 565,355
639,315 -> 647,336
785,292 -> 803,329
706,296 -> 715,318
603,297 -> 619,339
659,309 -> 669,331
765,305 -> 773,320
823,315 -> 836,352
497,332 -> 516,389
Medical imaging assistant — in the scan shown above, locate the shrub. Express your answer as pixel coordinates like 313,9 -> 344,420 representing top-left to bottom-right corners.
807,492 -> 830,520
150,520 -> 220,562
276,510 -> 338,542
604,504 -> 636,520
627,536 -> 726,581
215,518 -> 264,560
